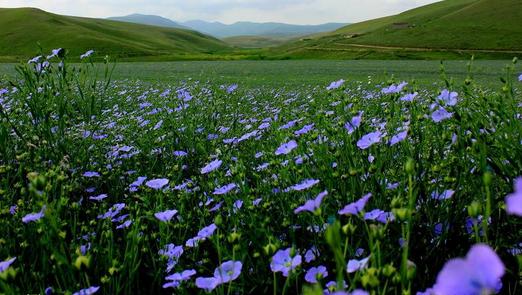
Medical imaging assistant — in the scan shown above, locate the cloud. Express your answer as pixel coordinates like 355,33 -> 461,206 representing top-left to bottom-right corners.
1,0 -> 441,24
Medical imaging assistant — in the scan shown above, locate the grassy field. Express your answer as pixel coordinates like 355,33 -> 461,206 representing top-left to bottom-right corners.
1,60 -> 520,87
273,0 -> 522,59
0,8 -> 231,62
2,0 -> 522,61
0,51 -> 521,294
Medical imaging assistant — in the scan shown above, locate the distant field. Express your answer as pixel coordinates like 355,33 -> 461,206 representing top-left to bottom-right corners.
1,60 -> 520,87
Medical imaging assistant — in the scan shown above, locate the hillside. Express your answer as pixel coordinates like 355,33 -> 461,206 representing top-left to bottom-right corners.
107,14 -> 190,30
272,0 -> 522,59
0,8 -> 230,62
180,20 -> 347,38
222,35 -> 298,48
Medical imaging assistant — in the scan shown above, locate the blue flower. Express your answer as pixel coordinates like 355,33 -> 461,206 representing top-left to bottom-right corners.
345,113 -> 362,134
154,209 -> 178,222
506,177 -> 522,216
357,131 -> 383,150
213,260 -> 243,283
145,178 -> 169,190
305,265 -> 328,283
294,191 -> 328,214
432,244 -> 504,295
22,206 -> 46,223
431,107 -> 453,123
286,179 -> 320,192
80,50 -> 94,59
382,82 -> 407,94
437,89 -> 458,106
201,159 -> 222,174
213,183 -> 237,195
431,189 -> 455,200
0,257 -> 16,272
389,130 -> 408,146
347,256 -> 370,273
275,140 -> 298,155
339,193 -> 372,215
326,79 -> 345,90
270,248 -> 302,277
73,286 -> 100,295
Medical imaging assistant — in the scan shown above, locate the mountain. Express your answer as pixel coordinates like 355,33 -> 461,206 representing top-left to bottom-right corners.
181,20 -> 348,38
107,13 -> 190,30
272,0 -> 522,59
0,8 -> 230,62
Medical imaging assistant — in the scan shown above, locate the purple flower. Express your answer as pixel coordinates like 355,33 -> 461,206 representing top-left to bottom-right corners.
506,177 -> 522,216
173,150 -> 188,157
196,277 -> 219,291
116,220 -> 132,229
389,130 -> 408,146
294,123 -> 314,136
438,89 -> 458,106
518,74 -> 522,82
227,84 -> 238,93
275,140 -> 298,155
0,257 -> 16,272
347,256 -> 370,273
364,209 -> 395,223
431,189 -> 455,200
286,179 -> 320,192
80,50 -> 94,59
432,244 -> 504,295
198,223 -> 217,239
400,92 -> 417,102
164,269 -> 196,288
345,113 -> 362,134
305,265 -> 328,283
82,171 -> 100,178
73,286 -> 100,295
382,82 -> 407,94
294,191 -> 328,214
201,159 -> 222,174
22,206 -> 46,223
258,122 -> 270,129
187,223 -> 218,247
214,260 -> 243,283
159,244 -> 184,260
28,55 -> 42,64
431,107 -> 453,123
270,248 -> 302,277
305,247 -> 318,263
97,203 -> 125,220
145,178 -> 169,190
47,48 -> 63,59
339,193 -> 372,215
213,183 -> 237,195
233,200 -> 243,211
89,194 -> 108,201
129,176 -> 147,191
357,131 -> 383,150
279,119 -> 299,130
154,209 -> 178,222
327,79 -> 345,90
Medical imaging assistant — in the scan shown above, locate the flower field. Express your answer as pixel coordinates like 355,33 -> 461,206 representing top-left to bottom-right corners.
0,50 -> 521,295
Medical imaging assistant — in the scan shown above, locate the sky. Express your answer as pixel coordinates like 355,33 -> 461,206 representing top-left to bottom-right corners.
0,0 -> 441,25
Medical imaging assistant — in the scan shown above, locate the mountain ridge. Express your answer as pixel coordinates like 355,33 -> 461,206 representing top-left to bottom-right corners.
0,7 -> 230,62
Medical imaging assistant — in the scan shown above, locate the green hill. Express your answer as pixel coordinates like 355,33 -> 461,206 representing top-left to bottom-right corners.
0,8 -> 231,62
271,0 -> 522,59
222,35 -> 298,48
